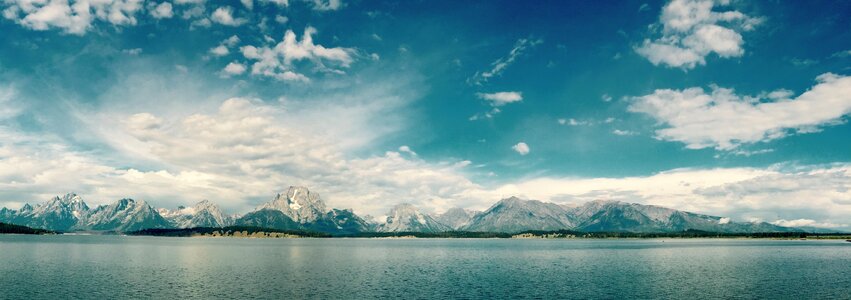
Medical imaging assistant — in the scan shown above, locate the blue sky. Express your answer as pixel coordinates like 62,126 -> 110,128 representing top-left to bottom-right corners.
1,0 -> 850,229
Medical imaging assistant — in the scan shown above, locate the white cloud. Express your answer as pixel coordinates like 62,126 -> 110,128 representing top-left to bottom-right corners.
190,17 -> 211,28
476,91 -> 522,106
731,149 -> 773,157
222,62 -> 246,76
122,48 -> 143,55
209,45 -> 229,56
629,73 -> 851,150
32,97 -> 479,216
771,219 -> 846,229
559,118 -> 616,126
150,2 -> 174,19
208,35 -> 240,57
470,92 -> 521,120
210,6 -> 246,26
512,142 -> 530,155
831,50 -> 851,59
468,107 -> 501,121
468,37 -> 542,85
635,0 -> 762,69
239,27 -> 354,82
274,14 -> 287,23
2,0 -> 145,35
559,118 -> 587,126
222,35 -> 240,47
240,0 -> 253,10
612,129 -> 637,136
601,94 -> 613,102
398,145 -> 416,156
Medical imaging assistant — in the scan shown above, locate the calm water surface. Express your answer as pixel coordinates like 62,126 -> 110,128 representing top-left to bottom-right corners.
0,235 -> 849,299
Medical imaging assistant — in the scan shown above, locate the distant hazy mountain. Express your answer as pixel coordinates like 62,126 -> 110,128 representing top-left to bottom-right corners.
0,189 -> 829,234
376,203 -> 451,233
462,197 -> 575,233
158,200 -> 234,228
78,198 -> 170,232
435,207 -> 478,230
570,200 -> 796,233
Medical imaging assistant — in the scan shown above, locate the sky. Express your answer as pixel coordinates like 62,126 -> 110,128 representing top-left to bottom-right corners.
0,0 -> 850,229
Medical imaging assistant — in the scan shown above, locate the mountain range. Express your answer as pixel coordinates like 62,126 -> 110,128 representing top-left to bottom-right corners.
0,186 -> 822,234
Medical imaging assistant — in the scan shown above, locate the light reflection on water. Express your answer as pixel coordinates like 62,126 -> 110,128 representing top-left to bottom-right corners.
0,236 -> 849,299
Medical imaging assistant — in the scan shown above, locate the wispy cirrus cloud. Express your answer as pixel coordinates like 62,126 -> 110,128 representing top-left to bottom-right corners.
468,37 -> 542,85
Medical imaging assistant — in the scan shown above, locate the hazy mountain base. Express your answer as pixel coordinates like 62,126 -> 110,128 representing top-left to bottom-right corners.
126,227 -> 851,240
129,226 -> 332,238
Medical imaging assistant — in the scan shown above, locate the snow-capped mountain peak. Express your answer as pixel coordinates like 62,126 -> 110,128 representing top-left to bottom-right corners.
377,203 -> 450,233
159,199 -> 232,228
258,186 -> 327,223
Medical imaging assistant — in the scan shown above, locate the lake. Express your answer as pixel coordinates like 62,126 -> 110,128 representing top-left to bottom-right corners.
0,236 -> 849,299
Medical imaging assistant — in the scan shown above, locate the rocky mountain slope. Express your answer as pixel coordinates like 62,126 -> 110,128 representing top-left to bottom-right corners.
376,203 -> 451,233
435,207 -> 478,230
158,200 -> 235,228
78,198 -> 170,232
462,197 -> 575,233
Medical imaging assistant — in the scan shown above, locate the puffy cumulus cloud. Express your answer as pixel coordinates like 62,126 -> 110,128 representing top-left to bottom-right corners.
476,91 -> 522,106
635,0 -> 762,69
210,6 -> 245,26
149,1 -> 173,19
209,35 -> 240,56
221,62 -> 246,76
239,27 -> 354,82
468,37 -> 542,85
209,45 -> 229,56
2,0 -> 145,34
629,73 -> 851,150
512,142 -> 530,155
